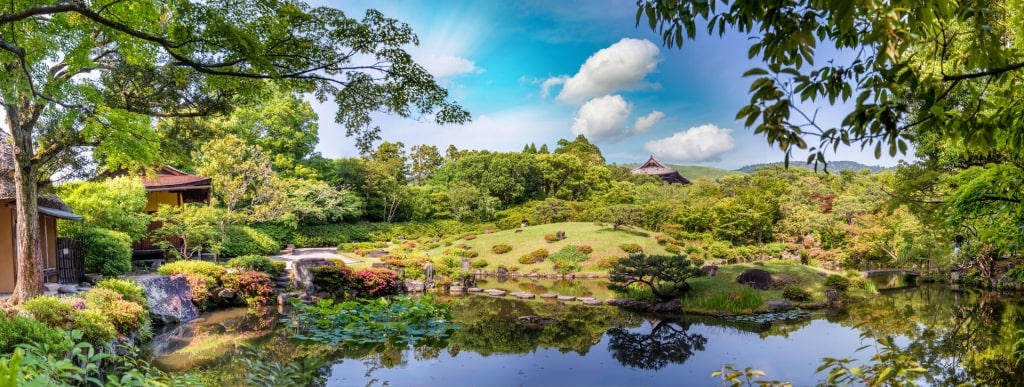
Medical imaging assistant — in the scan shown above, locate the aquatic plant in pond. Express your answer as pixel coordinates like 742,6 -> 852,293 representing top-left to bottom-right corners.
288,296 -> 457,346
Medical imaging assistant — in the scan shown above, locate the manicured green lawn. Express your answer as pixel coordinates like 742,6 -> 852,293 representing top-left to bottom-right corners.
680,263 -> 876,314
423,222 -> 671,274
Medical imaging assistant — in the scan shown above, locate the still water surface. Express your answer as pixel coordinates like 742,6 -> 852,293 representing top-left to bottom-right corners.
151,280 -> 1024,386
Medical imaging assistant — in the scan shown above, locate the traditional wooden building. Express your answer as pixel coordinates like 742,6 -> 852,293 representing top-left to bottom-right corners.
0,131 -> 84,292
631,156 -> 692,184
133,166 -> 211,257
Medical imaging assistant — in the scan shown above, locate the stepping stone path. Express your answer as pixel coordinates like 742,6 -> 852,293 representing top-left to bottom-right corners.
467,287 -> 484,293
539,293 -> 558,299
484,289 -> 507,296
556,295 -> 576,302
578,297 -> 603,306
450,285 -> 466,293
510,292 -> 535,299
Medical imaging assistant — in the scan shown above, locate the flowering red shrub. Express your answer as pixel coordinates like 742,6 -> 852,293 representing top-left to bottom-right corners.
221,270 -> 274,307
353,268 -> 399,296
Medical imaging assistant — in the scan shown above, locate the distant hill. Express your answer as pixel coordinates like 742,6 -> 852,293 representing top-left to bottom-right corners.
619,163 -> 746,180
736,160 -> 888,174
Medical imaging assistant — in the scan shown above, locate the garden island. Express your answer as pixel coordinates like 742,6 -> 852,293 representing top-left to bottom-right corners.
1,1 -> 1024,386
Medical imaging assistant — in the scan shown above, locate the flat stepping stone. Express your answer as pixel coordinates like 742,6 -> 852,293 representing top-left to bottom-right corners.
450,286 -> 466,293
511,292 -> 536,299
578,297 -> 603,305
556,295 -> 576,301
539,293 -> 558,299
467,287 -> 483,293
484,289 -> 507,296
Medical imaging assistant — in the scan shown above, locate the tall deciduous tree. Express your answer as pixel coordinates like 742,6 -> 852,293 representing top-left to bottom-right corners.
408,144 -> 443,185
56,176 -> 149,240
363,141 -> 409,223
196,135 -> 287,224
0,1 -> 467,302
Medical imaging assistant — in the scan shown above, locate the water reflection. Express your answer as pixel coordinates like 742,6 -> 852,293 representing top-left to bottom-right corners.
606,319 -> 707,370
153,284 -> 1024,386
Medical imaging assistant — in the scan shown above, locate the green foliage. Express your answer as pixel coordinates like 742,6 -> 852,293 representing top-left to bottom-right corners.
548,245 -> 589,267
518,255 -> 539,265
150,203 -> 225,259
712,364 -> 792,387
80,227 -> 133,276
608,254 -> 704,301
683,286 -> 764,313
782,285 -> 811,302
491,244 -> 513,254
226,255 -> 282,277
0,335 -> 196,385
665,244 -> 681,254
0,315 -> 72,356
824,275 -> 852,292
221,225 -> 281,257
22,296 -> 74,329
70,309 -> 118,346
338,241 -> 388,252
530,249 -> 550,259
817,333 -> 927,386
471,260 -> 489,269
56,176 -> 149,240
158,260 -> 227,286
250,222 -> 295,247
619,243 -> 643,254
95,279 -> 149,310
289,296 -> 457,346
310,265 -> 355,296
83,289 -> 148,334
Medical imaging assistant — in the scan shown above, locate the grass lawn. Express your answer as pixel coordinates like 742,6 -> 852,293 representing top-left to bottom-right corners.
423,222 -> 672,274
680,263 -> 876,314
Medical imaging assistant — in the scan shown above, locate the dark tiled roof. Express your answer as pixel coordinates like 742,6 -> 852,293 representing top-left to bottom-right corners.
141,166 -> 211,192
631,155 -> 692,184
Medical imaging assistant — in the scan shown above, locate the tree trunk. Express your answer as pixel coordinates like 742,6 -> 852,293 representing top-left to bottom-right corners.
8,112 -> 43,304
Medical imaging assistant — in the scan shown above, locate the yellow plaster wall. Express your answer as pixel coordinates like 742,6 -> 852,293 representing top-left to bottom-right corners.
145,191 -> 181,212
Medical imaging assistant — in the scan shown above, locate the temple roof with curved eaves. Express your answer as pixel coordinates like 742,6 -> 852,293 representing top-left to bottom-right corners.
630,156 -> 691,184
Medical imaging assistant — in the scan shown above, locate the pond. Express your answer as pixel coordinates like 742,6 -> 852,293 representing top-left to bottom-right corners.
151,283 -> 1024,386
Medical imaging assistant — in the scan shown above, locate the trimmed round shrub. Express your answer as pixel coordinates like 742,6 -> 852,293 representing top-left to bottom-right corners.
619,243 -> 643,254
543,234 -> 562,242
226,255 -> 281,277
311,265 -> 355,296
576,245 -> 593,255
0,314 -> 72,355
96,278 -> 149,310
81,227 -> 132,276
492,244 -> 513,254
508,265 -> 520,272
782,285 -> 811,301
518,255 -> 538,265
597,256 -> 620,269
825,274 -> 851,292
530,249 -> 549,260
23,296 -> 75,328
221,225 -> 280,257
351,268 -> 399,296
471,260 -> 489,269
158,260 -> 227,284
463,234 -> 477,240
665,244 -> 681,254
221,270 -> 274,306
71,308 -> 117,346
84,288 -> 147,334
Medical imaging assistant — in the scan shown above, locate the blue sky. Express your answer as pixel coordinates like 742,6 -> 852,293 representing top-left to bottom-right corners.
310,0 -> 910,169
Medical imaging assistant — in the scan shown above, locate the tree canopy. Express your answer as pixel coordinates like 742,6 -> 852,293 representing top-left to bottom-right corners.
0,0 -> 468,302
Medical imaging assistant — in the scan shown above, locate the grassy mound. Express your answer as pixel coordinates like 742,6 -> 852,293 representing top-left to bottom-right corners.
679,263 -> 876,314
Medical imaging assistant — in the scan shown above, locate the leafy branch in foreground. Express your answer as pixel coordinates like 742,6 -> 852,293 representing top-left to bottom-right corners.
713,363 -> 791,387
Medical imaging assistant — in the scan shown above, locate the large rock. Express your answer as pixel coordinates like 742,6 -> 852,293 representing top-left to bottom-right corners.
736,268 -> 773,290
766,300 -> 793,312
133,275 -> 200,325
289,258 -> 334,294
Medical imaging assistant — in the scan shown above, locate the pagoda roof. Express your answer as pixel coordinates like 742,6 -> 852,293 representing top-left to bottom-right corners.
630,156 -> 691,184
141,166 -> 212,192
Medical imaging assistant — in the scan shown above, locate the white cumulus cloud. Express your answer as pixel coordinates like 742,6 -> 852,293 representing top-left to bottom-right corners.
418,54 -> 483,78
633,111 -> 664,133
643,124 -> 737,162
543,38 -> 660,105
570,95 -> 631,142
539,76 -> 567,98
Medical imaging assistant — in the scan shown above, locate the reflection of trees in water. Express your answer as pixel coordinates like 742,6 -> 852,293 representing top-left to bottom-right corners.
835,285 -> 1024,386
606,319 -> 707,370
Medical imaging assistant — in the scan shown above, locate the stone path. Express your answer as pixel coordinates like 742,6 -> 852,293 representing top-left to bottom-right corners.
269,247 -> 361,265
